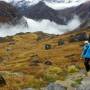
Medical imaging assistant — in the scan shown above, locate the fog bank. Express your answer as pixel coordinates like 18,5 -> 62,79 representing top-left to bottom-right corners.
0,15 -> 81,37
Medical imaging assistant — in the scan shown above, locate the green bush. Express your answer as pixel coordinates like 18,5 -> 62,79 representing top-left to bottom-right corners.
43,66 -> 63,82
46,66 -> 63,74
67,65 -> 79,73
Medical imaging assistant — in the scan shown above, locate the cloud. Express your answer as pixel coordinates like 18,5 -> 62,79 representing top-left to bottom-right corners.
0,15 -> 81,37
26,15 -> 81,34
45,0 -> 87,10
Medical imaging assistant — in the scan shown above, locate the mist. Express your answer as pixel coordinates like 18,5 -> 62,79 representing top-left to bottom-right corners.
26,15 -> 81,33
0,15 -> 81,37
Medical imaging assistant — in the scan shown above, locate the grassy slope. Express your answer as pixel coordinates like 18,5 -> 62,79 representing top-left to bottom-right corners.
0,28 -> 90,89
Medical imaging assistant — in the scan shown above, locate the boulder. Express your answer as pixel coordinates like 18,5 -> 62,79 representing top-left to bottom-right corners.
45,44 -> 52,50
69,32 -> 89,42
58,40 -> 65,46
76,78 -> 90,90
23,88 -> 34,90
22,84 -> 67,90
30,55 -> 41,66
44,83 -> 67,90
44,60 -> 52,65
8,41 -> 15,45
0,75 -> 6,86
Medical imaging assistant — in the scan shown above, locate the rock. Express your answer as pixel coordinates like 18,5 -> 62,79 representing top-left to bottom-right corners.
45,44 -> 52,50
30,55 -> 41,66
22,84 -> 67,90
58,40 -> 65,46
76,78 -> 90,90
8,41 -> 15,45
0,75 -> 6,86
44,83 -> 67,90
69,32 -> 89,42
76,85 -> 90,90
23,88 -> 34,90
44,60 -> 52,65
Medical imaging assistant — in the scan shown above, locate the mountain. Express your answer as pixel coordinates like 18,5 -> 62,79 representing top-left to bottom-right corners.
12,1 -> 74,25
57,1 -> 90,28
26,1 -> 65,24
0,1 -> 27,26
13,0 -> 90,28
0,0 -> 89,35
10,0 -> 87,9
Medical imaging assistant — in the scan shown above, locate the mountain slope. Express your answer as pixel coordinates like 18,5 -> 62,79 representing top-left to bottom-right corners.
16,1 -> 90,28
0,1 -> 27,26
0,27 -> 89,90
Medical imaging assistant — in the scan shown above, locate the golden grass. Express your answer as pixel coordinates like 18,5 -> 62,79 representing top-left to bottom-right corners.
0,28 -> 89,89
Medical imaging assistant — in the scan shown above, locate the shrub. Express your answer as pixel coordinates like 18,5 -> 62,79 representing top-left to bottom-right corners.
43,66 -> 63,82
27,77 -> 45,89
71,77 -> 83,87
46,66 -> 63,74
67,65 -> 79,73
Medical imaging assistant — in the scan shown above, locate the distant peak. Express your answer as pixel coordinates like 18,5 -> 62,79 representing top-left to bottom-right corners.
37,1 -> 46,5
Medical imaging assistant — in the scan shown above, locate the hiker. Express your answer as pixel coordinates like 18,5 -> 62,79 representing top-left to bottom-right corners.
81,41 -> 90,73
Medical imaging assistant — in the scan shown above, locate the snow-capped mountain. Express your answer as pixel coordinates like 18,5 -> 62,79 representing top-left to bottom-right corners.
10,0 -> 88,4
2,0 -> 90,27
11,0 -> 90,26
10,0 -> 88,14
1,0 -> 90,26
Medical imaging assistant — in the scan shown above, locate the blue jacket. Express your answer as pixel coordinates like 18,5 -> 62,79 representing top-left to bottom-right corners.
81,43 -> 90,58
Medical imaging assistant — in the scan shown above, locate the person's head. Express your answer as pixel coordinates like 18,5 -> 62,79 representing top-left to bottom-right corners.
84,41 -> 89,44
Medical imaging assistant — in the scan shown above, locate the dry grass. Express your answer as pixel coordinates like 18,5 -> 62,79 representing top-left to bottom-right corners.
0,28 -> 89,89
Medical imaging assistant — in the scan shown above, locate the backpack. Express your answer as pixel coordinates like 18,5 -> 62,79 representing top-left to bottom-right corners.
82,44 -> 90,58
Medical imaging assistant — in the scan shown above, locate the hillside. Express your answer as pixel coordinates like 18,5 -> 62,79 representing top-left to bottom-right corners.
0,28 -> 89,90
